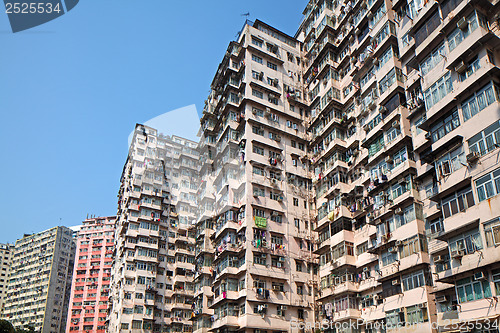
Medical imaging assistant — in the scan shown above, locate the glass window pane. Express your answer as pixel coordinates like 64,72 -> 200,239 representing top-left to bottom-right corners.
450,200 -> 459,214
473,282 -> 483,300
465,284 -> 474,301
478,187 -> 486,202
485,182 -> 495,198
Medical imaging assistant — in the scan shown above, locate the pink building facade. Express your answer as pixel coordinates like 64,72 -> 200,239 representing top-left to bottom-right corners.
66,216 -> 116,333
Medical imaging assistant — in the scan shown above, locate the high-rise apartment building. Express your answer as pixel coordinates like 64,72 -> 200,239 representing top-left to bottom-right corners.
0,243 -> 13,316
396,0 -> 500,330
66,216 -> 116,333
3,227 -> 76,333
194,19 -> 317,333
193,0 -> 500,332
108,125 -> 200,333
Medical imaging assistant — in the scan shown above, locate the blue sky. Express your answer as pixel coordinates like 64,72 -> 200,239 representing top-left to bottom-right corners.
0,0 -> 306,243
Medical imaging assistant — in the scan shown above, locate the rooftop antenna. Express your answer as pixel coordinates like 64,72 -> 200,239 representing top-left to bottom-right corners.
236,13 -> 251,39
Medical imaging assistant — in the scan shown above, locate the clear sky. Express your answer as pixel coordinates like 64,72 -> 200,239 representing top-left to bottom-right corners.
0,0 -> 306,243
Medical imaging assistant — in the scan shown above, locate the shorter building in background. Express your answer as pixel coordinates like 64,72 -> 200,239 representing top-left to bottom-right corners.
0,243 -> 13,316
2,226 -> 76,333
66,216 -> 116,333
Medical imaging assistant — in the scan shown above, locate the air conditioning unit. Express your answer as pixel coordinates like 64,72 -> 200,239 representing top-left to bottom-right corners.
380,105 -> 388,114
394,208 -> 403,215
434,255 -> 444,263
474,272 -> 487,281
392,279 -> 400,285
395,240 -> 402,246
275,135 -> 281,142
392,120 -> 400,128
466,152 -> 480,164
385,156 -> 394,164
389,247 -> 397,253
418,303 -> 427,309
279,256 -> 285,262
436,295 -> 448,303
425,132 -> 432,140
457,17 -> 468,30
363,267 -> 369,272
273,285 -> 282,291
373,58 -> 380,66
355,27 -> 361,35
281,305 -> 288,310
293,123 -> 298,130
373,294 -> 379,300
252,109 -> 258,115
455,61 -> 468,74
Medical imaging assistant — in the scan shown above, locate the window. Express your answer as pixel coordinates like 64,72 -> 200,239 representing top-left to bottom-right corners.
253,253 -> 267,265
484,218 -> 500,247
253,166 -> 265,176
356,242 -> 368,255
386,309 -> 405,328
252,37 -> 263,47
449,229 -> 483,256
267,61 -> 277,70
252,70 -> 263,80
475,167 -> 500,202
427,218 -> 443,235
406,304 -> 429,324
468,120 -> 500,156
378,68 -> 404,94
435,146 -> 466,179
399,235 -> 427,258
380,250 -> 397,267
252,107 -> 264,117
253,145 -> 265,155
430,109 -> 460,143
462,83 -> 497,121
441,187 -> 475,218
252,54 -> 263,64
414,10 -> 440,46
295,260 -> 303,272
293,198 -> 299,206
402,270 -> 427,291
456,276 -> 491,303
420,43 -> 446,76
447,12 -> 479,52
492,269 -> 500,295
459,57 -> 480,82
423,72 -> 453,110
252,89 -> 263,99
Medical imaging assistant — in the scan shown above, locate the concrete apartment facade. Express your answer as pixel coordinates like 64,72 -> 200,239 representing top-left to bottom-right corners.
192,1 -> 500,333
0,243 -> 13,316
66,216 -> 116,332
193,19 -> 316,333
3,226 -> 76,333
108,125 -> 200,333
